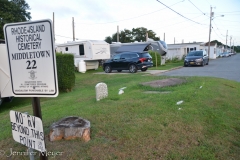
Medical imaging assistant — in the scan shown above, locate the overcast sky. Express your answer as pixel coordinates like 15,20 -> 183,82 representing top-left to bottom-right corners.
26,0 -> 240,46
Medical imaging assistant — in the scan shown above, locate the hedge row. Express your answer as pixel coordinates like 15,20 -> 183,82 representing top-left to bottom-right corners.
56,53 -> 75,92
148,50 -> 161,67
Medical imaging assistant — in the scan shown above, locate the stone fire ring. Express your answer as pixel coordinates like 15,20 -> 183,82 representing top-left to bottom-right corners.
49,116 -> 90,142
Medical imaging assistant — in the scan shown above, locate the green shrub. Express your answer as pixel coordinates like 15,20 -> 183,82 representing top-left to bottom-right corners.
166,56 -> 183,63
148,50 -> 161,66
172,57 -> 179,63
56,53 -> 75,92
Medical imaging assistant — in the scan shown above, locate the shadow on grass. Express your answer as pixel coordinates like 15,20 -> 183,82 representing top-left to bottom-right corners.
0,97 -> 32,112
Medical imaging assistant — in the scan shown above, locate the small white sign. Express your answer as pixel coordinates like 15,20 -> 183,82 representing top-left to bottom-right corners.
10,110 -> 46,152
4,19 -> 58,97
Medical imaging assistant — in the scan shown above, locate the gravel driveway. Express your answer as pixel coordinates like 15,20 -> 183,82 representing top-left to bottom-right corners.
158,54 -> 240,82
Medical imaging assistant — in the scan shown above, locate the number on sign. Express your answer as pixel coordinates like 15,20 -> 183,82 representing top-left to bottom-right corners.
26,60 -> 37,69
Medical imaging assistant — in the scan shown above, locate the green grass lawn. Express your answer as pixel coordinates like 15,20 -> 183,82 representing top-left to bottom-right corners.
149,60 -> 184,70
0,71 -> 239,160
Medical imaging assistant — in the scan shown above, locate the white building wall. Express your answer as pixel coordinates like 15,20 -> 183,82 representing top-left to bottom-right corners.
167,42 -> 205,60
166,48 -> 185,60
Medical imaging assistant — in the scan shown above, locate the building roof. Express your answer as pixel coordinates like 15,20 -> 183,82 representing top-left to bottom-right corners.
168,42 -> 204,46
204,42 -> 217,46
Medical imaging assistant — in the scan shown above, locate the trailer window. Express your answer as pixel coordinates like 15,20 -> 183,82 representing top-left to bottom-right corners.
79,45 -> 84,55
65,47 -> 68,51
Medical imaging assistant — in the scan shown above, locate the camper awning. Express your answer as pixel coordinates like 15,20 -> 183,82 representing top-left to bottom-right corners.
116,43 -> 151,53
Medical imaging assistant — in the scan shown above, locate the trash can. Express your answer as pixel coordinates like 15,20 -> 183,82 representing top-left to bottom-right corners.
78,60 -> 86,73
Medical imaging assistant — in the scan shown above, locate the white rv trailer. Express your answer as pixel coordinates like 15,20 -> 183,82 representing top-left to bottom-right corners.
0,44 -> 13,105
56,40 -> 110,72
110,40 -> 168,57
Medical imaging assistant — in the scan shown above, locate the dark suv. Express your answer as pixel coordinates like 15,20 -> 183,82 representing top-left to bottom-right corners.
103,52 -> 153,73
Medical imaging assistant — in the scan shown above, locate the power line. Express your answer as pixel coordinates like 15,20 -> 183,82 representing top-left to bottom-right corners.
55,34 -> 72,39
55,34 -> 93,41
212,21 -> 225,37
212,28 -> 225,41
156,0 -> 204,25
188,0 -> 206,16
153,15 -> 208,31
217,11 -> 240,13
75,0 -> 184,25
204,0 -> 211,6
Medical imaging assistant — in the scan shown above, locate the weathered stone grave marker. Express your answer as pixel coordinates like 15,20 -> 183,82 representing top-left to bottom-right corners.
95,82 -> 108,101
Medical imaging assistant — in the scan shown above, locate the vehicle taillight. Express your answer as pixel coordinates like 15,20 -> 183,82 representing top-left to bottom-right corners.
139,58 -> 147,63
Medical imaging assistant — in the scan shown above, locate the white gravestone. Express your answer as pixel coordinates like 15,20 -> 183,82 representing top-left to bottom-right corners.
95,83 -> 108,101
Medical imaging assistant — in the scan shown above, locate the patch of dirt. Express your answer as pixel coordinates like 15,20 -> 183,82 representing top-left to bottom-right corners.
141,78 -> 186,88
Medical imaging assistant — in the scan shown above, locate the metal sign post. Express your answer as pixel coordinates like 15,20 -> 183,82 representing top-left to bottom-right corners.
32,97 -> 47,160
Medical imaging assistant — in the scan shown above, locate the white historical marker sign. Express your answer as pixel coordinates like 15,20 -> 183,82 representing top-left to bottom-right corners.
10,110 -> 46,152
4,19 -> 58,97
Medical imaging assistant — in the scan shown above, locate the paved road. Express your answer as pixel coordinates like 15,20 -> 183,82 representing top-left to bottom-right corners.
158,54 -> 240,82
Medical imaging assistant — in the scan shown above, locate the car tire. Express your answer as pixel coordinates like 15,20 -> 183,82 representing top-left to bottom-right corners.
141,68 -> 148,72
129,64 -> 137,73
117,70 -> 122,72
104,65 -> 112,73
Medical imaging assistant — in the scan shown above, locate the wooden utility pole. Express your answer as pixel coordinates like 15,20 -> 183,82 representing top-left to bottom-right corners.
117,25 -> 119,42
226,30 -> 228,51
72,17 -> 75,41
53,12 -> 55,42
230,36 -> 232,51
207,6 -> 213,58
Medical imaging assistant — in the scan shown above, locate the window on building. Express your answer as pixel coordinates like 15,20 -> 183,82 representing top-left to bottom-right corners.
65,47 -> 68,51
79,44 -> 84,55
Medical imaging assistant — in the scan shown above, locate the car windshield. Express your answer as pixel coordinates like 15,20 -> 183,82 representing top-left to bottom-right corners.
187,51 -> 203,56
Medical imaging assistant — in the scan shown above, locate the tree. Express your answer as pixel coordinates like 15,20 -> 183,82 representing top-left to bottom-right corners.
132,27 -> 147,42
147,29 -> 160,41
104,29 -> 133,44
211,40 -> 223,46
111,29 -> 133,43
0,0 -> 31,39
104,27 -> 159,44
235,46 -> 240,53
104,36 -> 112,44
132,27 -> 159,42
120,29 -> 133,43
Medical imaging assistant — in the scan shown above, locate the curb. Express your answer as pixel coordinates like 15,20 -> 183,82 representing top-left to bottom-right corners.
150,66 -> 183,75
167,66 -> 183,71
